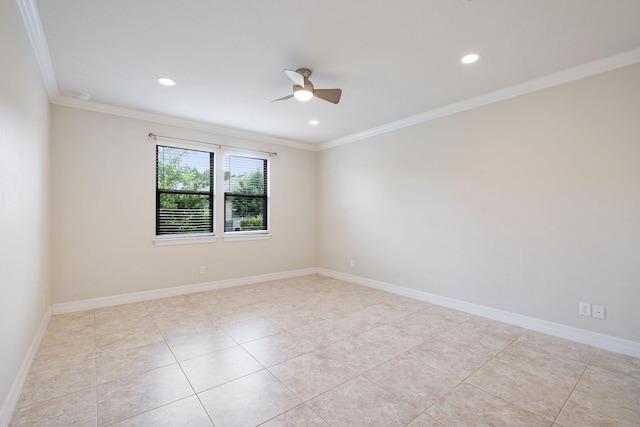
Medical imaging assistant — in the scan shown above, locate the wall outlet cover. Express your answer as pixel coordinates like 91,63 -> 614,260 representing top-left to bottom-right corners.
579,302 -> 591,317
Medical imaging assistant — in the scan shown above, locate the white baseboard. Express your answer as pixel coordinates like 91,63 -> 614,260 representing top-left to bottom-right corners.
317,268 -> 640,358
0,307 -> 51,427
51,268 -> 318,315
48,266 -> 639,358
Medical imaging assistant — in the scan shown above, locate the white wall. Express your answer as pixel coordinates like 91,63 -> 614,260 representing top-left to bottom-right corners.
50,106 -> 317,304
318,63 -> 640,343
0,0 -> 51,416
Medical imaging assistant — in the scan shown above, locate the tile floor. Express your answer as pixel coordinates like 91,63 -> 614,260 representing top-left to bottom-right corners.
9,275 -> 640,426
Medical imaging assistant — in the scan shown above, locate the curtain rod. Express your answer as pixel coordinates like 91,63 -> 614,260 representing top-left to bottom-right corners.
148,133 -> 277,157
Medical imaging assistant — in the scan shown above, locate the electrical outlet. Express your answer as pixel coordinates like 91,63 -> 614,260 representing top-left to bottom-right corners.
199,266 -> 206,274
579,302 -> 591,317
350,259 -> 355,268
593,305 -> 606,320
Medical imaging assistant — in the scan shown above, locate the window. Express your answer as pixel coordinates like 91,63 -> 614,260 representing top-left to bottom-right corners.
224,155 -> 268,233
156,145 -> 214,236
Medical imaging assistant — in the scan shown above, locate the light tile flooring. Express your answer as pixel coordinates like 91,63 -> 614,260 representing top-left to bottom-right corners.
10,275 -> 640,426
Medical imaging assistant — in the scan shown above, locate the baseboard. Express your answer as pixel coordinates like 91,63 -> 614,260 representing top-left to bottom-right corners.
317,268 -> 640,358
48,266 -> 640,358
51,267 -> 318,315
0,307 -> 51,427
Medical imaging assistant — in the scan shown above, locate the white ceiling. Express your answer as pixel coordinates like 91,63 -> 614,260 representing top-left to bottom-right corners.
32,0 -> 640,146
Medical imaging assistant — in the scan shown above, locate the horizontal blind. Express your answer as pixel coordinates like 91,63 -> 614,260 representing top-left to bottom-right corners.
224,155 -> 268,232
156,145 -> 214,235
157,146 -> 212,191
224,155 -> 267,195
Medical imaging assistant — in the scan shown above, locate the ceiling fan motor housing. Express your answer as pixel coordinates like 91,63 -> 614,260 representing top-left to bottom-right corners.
296,68 -> 312,78
275,67 -> 342,104
294,80 -> 314,93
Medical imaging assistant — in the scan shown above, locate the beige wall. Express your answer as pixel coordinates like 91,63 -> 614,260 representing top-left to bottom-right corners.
318,63 -> 640,343
50,106 -> 317,304
4,2 -> 639,413
0,0 -> 51,413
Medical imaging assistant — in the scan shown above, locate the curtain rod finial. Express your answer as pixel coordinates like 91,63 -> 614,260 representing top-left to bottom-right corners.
148,133 -> 156,140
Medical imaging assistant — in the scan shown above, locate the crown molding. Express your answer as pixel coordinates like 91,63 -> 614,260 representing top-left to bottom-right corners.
18,0 -> 640,153
16,0 -> 314,151
15,0 -> 59,100
53,95 -> 317,151
319,47 -> 640,151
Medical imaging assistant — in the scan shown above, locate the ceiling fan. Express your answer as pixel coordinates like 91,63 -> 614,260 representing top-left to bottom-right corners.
272,68 -> 342,104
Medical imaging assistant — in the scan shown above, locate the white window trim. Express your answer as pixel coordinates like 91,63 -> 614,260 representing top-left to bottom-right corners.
222,149 -> 271,235
154,140 -> 218,244
222,232 -> 272,242
152,141 -> 274,246
153,234 -> 217,246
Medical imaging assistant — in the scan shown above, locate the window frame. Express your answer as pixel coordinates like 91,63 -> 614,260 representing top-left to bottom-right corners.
154,140 -> 217,244
222,150 -> 271,238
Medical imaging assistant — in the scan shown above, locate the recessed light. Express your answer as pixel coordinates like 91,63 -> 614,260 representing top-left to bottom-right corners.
460,53 -> 481,64
157,78 -> 176,86
309,120 -> 319,125
75,93 -> 91,101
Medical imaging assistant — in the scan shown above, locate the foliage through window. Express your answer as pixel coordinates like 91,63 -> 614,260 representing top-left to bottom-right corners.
224,155 -> 268,232
156,145 -> 214,236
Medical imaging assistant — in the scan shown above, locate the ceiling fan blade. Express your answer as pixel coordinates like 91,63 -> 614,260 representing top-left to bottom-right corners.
270,94 -> 294,103
283,69 -> 304,87
313,88 -> 342,104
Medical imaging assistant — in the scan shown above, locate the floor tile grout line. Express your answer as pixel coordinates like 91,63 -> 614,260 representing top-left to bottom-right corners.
478,330 -> 599,421
253,403 -> 328,426
156,286 -> 460,420
95,364 -> 196,426
17,275 -> 639,426
550,345 -> 598,425
269,314 -> 453,408
13,316 -> 97,409
399,331 -> 526,426
465,382 -> 553,422
341,309 -> 488,385
481,332 -> 599,424
280,302 -> 438,356
100,396 -> 203,427
153,296 -> 222,427
193,393 -> 216,427
456,331 -> 567,423
99,300 -> 190,426
187,365 -> 265,395
174,344 -> 215,427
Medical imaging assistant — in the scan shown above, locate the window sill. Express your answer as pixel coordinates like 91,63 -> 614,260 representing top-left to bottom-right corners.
153,235 -> 217,246
222,233 -> 272,242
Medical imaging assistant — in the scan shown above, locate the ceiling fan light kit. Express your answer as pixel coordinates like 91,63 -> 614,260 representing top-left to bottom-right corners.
294,86 -> 314,102
273,68 -> 342,104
